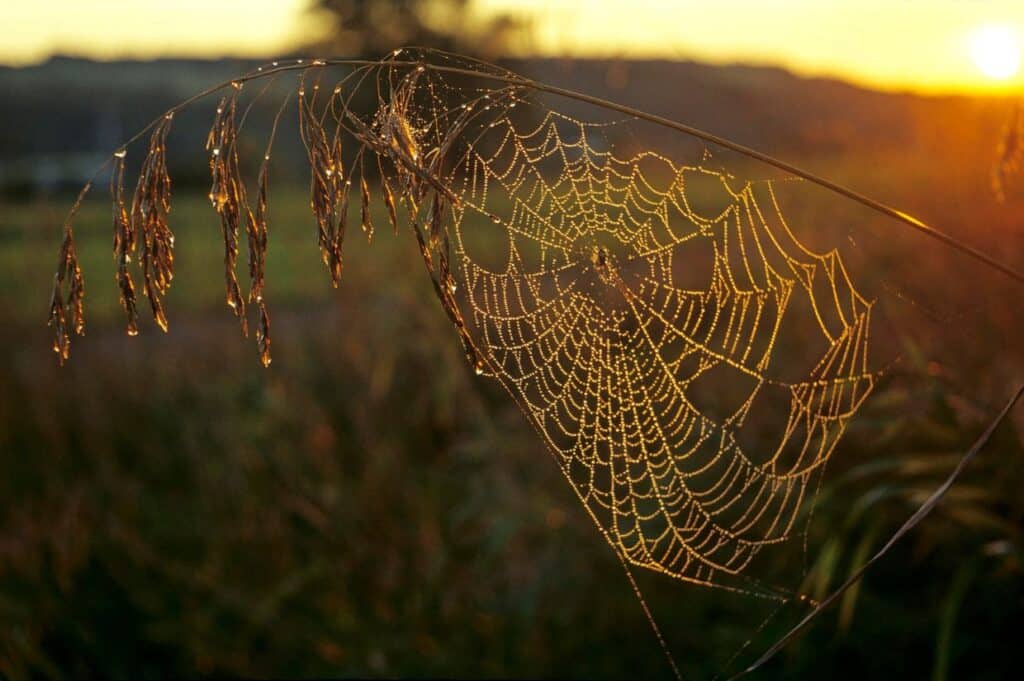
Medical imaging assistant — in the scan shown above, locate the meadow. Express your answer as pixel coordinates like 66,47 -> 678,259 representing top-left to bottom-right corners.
2,67 -> 1024,679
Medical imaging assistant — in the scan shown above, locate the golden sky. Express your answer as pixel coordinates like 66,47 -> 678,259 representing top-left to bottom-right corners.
0,0 -> 318,63
4,0 -> 1024,94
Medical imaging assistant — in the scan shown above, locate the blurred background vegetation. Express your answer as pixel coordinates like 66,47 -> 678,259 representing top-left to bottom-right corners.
2,1 -> 1024,679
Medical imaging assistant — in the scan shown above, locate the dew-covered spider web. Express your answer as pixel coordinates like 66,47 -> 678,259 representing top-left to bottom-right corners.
458,124 -> 873,585
379,57 -> 877,595
50,45 -> 881,614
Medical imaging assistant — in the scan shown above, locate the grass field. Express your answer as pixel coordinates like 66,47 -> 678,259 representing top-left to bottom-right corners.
2,139 -> 1024,679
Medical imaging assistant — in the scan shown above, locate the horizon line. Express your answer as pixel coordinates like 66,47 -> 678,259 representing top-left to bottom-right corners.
2,49 -> 1019,99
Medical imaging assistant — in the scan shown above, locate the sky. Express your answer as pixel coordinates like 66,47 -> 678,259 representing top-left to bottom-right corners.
3,0 -> 1024,94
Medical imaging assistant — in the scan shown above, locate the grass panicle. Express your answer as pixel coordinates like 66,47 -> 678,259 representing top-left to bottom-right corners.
47,222 -> 85,363
383,176 -> 400,235
111,149 -> 139,336
130,114 -> 176,333
206,89 -> 250,335
299,77 -> 347,287
360,170 -> 374,243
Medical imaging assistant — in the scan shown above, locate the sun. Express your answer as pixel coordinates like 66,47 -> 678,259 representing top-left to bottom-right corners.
969,24 -> 1022,81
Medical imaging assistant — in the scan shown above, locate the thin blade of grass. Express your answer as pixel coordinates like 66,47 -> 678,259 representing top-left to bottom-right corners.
728,383 -> 1024,679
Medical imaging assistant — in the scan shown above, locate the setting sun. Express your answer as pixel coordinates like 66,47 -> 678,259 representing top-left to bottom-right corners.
969,24 -> 1022,80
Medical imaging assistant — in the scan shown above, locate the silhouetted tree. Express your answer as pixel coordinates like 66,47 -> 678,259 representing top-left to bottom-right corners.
313,0 -> 526,59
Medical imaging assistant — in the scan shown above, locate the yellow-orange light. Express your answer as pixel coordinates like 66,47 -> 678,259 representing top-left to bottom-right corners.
969,24 -> 1022,81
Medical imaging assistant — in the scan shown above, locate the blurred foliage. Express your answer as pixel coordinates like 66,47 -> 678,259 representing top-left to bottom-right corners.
2,175 -> 1024,678
312,0 -> 527,59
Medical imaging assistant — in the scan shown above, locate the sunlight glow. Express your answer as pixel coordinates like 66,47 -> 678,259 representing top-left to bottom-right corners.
969,25 -> 1022,80
5,1 -> 1024,94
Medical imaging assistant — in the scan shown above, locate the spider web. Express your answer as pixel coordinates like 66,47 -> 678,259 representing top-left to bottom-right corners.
377,57 -> 878,595
50,50 -> 881,602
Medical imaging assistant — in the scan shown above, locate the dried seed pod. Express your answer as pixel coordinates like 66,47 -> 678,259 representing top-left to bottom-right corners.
438,235 -> 457,297
299,80 -> 347,283
248,163 -> 269,304
68,262 -> 85,335
382,180 -> 400,235
239,91 -> 293,365
48,292 -> 69,359
427,191 -> 445,251
149,292 -> 169,333
330,180 -> 350,287
111,150 -> 139,336
131,114 -> 176,333
331,132 -> 344,184
48,295 -> 68,360
360,173 -> 374,242
300,91 -> 329,259
404,177 -> 483,379
206,94 -> 248,335
256,301 -> 272,367
48,222 -> 86,363
377,156 -> 400,235
387,107 -> 420,164
459,327 -> 486,376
